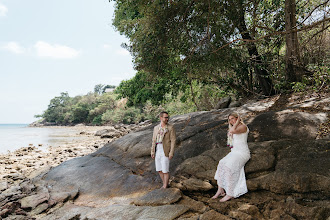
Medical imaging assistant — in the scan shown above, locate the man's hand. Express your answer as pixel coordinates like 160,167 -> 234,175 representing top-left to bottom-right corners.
151,154 -> 155,159
169,156 -> 173,160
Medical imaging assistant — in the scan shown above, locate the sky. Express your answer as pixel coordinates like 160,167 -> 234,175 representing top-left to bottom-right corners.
0,0 -> 136,124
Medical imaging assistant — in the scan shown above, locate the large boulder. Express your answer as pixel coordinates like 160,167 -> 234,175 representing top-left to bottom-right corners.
9,94 -> 329,219
215,97 -> 231,109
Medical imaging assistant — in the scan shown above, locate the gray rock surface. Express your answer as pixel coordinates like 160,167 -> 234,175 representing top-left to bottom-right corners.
40,203 -> 189,220
132,188 -> 182,206
1,93 -> 329,219
215,97 -> 231,109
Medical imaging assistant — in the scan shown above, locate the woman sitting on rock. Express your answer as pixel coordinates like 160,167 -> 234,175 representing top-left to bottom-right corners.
212,112 -> 251,202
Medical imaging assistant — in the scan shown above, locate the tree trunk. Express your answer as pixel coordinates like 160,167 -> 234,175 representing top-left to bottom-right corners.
234,1 -> 275,96
285,0 -> 301,82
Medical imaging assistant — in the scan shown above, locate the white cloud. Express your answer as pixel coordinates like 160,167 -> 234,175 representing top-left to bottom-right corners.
34,41 -> 80,59
0,3 -> 8,16
116,48 -> 130,56
2,42 -> 25,54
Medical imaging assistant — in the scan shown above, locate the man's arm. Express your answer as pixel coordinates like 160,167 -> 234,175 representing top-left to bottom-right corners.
151,126 -> 157,158
169,126 -> 176,159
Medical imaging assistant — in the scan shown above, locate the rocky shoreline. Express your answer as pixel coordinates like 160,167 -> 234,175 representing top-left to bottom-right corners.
0,92 -> 329,219
0,122 -> 152,201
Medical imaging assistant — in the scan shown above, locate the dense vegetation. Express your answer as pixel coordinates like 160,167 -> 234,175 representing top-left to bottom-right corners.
36,84 -> 202,125
113,0 -> 329,102
37,1 -> 329,125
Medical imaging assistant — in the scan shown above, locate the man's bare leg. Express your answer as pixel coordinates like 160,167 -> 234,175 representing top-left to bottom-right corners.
163,172 -> 169,188
158,171 -> 164,188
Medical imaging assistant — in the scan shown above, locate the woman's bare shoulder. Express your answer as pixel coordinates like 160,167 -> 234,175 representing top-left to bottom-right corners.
237,124 -> 247,133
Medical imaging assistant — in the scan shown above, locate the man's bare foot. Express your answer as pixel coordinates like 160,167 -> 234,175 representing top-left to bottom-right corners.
219,195 -> 233,202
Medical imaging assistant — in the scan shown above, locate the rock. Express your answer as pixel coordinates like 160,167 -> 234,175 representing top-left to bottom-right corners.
30,203 -> 49,215
181,178 -> 213,191
27,165 -> 51,179
215,97 -> 231,109
20,181 -> 35,194
177,195 -> 207,213
263,200 -> 327,219
114,124 -> 123,129
229,210 -> 254,220
49,189 -> 79,205
236,203 -> 264,219
139,120 -> 152,126
247,111 -> 327,141
16,94 -> 330,219
20,193 -> 49,209
2,185 -> 21,197
228,100 -> 241,108
0,181 -> 8,191
245,141 -> 276,176
95,128 -> 116,136
100,131 -> 122,138
0,202 -> 20,218
2,215 -> 27,220
177,213 -> 200,219
3,173 -> 25,181
247,139 -> 330,196
132,188 -> 182,206
200,210 -> 231,220
41,203 -> 189,220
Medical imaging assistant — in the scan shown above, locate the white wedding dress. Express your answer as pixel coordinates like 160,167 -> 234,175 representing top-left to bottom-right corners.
214,127 -> 250,198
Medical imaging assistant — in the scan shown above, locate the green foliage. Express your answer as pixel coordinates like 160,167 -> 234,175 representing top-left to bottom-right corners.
291,81 -> 307,92
112,0 -> 328,96
39,82 -> 233,126
40,89 -> 118,125
291,64 -> 329,93
116,70 -> 188,106
101,107 -> 142,124
92,115 -> 103,125
309,65 -> 330,91
42,92 -> 72,124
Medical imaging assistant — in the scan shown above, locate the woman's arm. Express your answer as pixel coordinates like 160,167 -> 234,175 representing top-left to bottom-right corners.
229,124 -> 247,134
229,116 -> 247,134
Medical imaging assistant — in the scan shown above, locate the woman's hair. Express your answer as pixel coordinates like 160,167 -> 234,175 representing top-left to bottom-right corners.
228,112 -> 245,129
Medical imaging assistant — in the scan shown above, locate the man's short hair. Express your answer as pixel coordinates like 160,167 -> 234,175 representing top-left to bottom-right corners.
159,111 -> 169,117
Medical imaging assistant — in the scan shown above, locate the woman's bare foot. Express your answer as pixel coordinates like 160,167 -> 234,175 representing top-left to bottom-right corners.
219,195 -> 233,202
212,188 -> 226,199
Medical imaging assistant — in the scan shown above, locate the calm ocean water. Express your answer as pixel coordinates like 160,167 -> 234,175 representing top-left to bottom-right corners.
0,124 -> 87,154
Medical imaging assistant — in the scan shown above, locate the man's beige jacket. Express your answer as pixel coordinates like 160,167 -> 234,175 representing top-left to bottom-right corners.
151,124 -> 176,158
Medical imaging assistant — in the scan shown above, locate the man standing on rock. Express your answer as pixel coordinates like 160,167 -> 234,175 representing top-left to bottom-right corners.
151,111 -> 176,188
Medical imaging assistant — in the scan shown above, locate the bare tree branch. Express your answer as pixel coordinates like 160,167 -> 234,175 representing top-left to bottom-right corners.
211,17 -> 330,53
298,0 -> 330,26
302,23 -> 330,45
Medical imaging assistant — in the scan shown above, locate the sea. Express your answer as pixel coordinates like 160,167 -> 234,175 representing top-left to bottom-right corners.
0,124 -> 87,154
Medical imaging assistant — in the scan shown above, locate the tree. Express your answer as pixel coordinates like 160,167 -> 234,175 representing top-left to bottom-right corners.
94,84 -> 105,95
115,70 -> 188,106
42,92 -> 72,124
112,0 -> 329,96
112,0 -> 275,96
